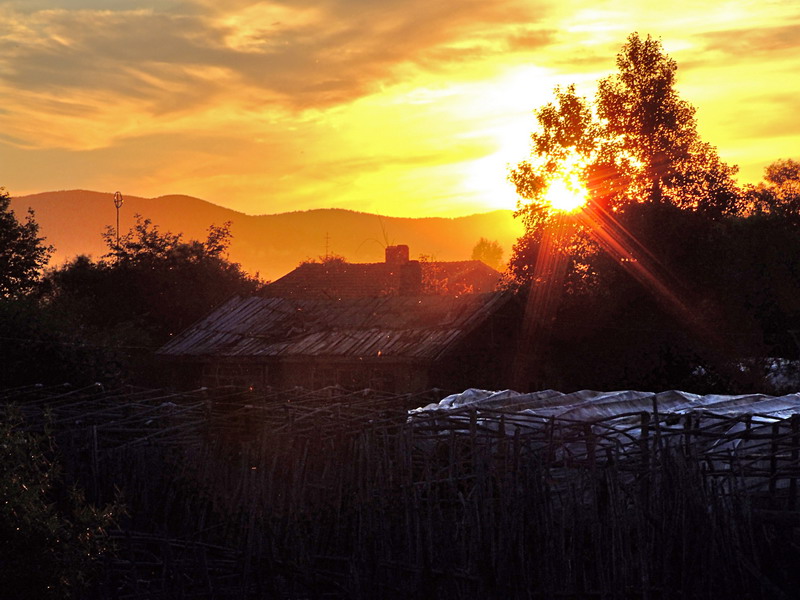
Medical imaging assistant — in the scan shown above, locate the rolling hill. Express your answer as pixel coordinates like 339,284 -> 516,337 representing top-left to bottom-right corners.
11,190 -> 525,281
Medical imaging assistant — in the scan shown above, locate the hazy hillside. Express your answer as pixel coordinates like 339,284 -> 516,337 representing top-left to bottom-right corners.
11,190 -> 524,281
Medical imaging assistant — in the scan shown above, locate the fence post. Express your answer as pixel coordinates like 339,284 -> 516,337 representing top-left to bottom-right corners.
639,412 -> 651,469
769,422 -> 780,496
791,415 -> 799,510
683,413 -> 692,457
639,412 -> 651,506
584,423 -> 596,469
651,395 -> 662,455
469,409 -> 477,441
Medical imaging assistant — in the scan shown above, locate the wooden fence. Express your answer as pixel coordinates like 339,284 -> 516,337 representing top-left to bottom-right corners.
4,383 -> 800,599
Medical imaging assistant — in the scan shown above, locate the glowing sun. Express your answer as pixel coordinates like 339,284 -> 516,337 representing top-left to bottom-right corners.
543,152 -> 589,213
544,178 -> 588,212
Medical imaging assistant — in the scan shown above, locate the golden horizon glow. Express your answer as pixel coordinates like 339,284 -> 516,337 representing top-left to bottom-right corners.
0,2 -> 798,218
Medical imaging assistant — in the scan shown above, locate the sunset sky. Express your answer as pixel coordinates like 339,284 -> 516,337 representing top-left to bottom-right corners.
1,1 -> 798,218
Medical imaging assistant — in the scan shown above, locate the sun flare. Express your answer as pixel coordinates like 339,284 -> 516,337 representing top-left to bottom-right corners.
542,152 -> 589,213
544,177 -> 588,212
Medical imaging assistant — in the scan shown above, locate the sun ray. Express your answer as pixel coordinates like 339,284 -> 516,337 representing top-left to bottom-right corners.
512,211 -> 574,390
513,150 -> 735,390
574,201 -> 727,355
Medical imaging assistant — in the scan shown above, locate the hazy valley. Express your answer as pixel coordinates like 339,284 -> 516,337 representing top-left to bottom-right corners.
12,190 -> 524,281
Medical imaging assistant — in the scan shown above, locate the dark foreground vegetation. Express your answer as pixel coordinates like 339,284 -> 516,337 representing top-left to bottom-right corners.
3,383 -> 800,599
0,189 -> 262,388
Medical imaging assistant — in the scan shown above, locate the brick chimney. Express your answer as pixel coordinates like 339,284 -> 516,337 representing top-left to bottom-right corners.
384,245 -> 421,295
385,245 -> 409,265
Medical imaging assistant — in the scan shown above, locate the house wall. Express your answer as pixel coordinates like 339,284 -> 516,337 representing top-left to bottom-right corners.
200,359 -> 281,389
281,359 -> 429,393
427,298 -> 521,393
187,357 -> 429,393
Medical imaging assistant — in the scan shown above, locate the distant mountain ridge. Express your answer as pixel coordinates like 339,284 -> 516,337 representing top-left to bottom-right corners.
11,190 -> 524,281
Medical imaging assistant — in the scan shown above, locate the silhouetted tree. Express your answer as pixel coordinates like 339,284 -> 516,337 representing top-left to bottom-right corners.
746,158 -> 800,221
471,238 -> 504,270
765,158 -> 800,190
0,297 -> 123,387
0,189 -> 94,387
507,35 -> 800,392
300,253 -> 348,266
594,34 -> 741,215
44,215 -> 262,363
0,188 -> 52,298
510,33 -> 741,244
509,33 -> 745,293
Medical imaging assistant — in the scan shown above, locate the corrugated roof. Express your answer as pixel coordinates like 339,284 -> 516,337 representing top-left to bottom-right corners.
157,293 -> 511,362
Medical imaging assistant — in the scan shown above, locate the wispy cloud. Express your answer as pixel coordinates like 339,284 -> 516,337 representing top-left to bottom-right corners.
0,0 -> 556,113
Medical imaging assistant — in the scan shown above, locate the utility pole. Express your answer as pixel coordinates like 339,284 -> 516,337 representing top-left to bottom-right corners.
113,191 -> 123,248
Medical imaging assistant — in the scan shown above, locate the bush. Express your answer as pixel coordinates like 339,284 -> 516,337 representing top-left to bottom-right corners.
0,411 -> 122,599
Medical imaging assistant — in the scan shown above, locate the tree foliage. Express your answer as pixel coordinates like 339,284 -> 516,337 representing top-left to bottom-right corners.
1,411 -> 121,598
471,237 -> 504,270
510,32 -> 741,236
0,207 -> 262,387
46,215 -> 261,345
39,216 -> 262,385
0,188 -> 100,387
301,253 -> 348,266
595,34 -> 740,214
509,34 -> 745,291
746,158 -> 800,221
0,188 -> 52,298
541,202 -> 800,392
508,33 -> 800,392
0,298 -> 123,388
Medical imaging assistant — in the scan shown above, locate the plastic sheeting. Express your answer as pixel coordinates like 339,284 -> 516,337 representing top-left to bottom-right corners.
410,388 -> 800,420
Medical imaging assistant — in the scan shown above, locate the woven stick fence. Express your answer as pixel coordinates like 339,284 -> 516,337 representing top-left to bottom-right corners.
4,384 -> 800,599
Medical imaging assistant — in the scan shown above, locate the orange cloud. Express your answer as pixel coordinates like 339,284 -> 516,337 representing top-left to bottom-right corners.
0,1 -> 798,216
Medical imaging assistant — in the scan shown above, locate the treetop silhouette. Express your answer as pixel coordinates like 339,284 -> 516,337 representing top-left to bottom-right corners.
511,32 -> 742,237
